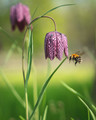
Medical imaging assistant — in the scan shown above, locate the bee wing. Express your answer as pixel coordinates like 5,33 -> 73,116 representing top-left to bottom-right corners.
75,51 -> 85,56
75,51 -> 81,54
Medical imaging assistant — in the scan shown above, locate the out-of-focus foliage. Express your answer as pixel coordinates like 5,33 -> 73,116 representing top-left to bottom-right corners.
0,0 -> 96,55
0,0 -> 96,120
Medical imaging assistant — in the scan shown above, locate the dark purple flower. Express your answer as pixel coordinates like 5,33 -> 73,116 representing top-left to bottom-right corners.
10,3 -> 31,31
44,31 -> 68,60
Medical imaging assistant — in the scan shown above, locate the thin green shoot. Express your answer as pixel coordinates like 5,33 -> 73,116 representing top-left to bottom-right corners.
29,57 -> 67,120
42,4 -> 75,16
19,115 -> 25,120
61,82 -> 96,120
78,97 -> 96,120
42,106 -> 48,120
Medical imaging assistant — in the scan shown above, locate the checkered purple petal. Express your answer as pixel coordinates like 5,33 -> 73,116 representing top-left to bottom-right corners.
44,31 -> 68,60
15,3 -> 24,22
45,32 -> 56,60
10,3 -> 31,32
56,32 -> 64,60
23,5 -> 31,24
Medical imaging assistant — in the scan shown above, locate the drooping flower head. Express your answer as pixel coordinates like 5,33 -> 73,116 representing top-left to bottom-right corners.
44,31 -> 68,60
10,3 -> 31,31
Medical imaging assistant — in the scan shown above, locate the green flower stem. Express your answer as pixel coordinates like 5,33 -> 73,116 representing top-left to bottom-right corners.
32,63 -> 39,120
22,27 -> 33,120
29,57 -> 67,120
22,26 -> 33,86
22,28 -> 28,84
22,3 -> 75,84
42,4 -> 75,16
29,4 -> 75,31
22,4 -> 75,120
25,29 -> 33,120
29,16 -> 57,31
25,86 -> 28,120
23,3 -> 75,83
25,29 -> 32,86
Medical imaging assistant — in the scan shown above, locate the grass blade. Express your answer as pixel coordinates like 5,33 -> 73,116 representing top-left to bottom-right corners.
0,26 -> 12,40
31,6 -> 39,19
25,28 -> 33,85
0,70 -> 32,113
71,118 -> 75,120
88,110 -> 90,120
42,106 -> 48,120
0,26 -> 22,62
78,97 -> 96,120
19,115 -> 25,120
29,4 -> 75,26
24,28 -> 33,119
29,57 -> 67,120
32,63 -> 39,120
61,82 -> 96,119
0,70 -> 25,108
4,41 -> 17,64
42,4 -> 75,16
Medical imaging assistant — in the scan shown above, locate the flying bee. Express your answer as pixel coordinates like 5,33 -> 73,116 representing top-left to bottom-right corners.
69,51 -> 84,65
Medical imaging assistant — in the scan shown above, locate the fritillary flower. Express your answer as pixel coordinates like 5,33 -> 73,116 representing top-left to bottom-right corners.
44,31 -> 68,60
10,3 -> 31,31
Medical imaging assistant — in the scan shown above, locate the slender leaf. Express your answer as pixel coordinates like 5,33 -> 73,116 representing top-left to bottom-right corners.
40,116 -> 42,120
4,41 -> 17,64
42,106 -> 48,120
78,97 -> 96,120
0,26 -> 12,40
92,105 -> 96,112
0,27 -> 22,59
29,4 -> 75,25
25,28 -> 33,85
0,70 -> 32,113
0,70 -> 25,108
31,6 -> 39,19
61,82 -> 96,119
42,4 -> 75,16
88,110 -> 91,120
32,63 -> 39,120
71,118 -> 75,120
19,115 -> 25,120
29,57 -> 67,120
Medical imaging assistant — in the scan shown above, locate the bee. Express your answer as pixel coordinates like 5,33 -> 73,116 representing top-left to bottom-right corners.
69,51 -> 84,65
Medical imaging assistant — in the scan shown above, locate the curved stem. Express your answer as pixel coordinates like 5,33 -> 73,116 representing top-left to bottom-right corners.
22,15 -> 56,85
29,15 -> 57,31
22,25 -> 33,86
29,57 -> 67,120
22,27 -> 28,85
22,27 -> 33,120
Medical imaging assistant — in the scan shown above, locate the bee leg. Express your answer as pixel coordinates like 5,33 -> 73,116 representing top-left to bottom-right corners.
75,61 -> 77,65
69,56 -> 71,63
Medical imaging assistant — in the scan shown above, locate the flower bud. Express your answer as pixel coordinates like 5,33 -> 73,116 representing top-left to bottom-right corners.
44,31 -> 68,60
10,3 -> 31,31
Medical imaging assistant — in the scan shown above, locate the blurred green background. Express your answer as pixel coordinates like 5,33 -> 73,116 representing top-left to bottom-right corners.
0,0 -> 96,120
